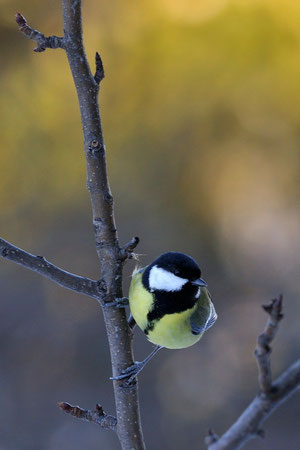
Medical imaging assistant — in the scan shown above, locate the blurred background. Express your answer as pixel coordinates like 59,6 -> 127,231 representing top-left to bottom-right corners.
0,0 -> 299,449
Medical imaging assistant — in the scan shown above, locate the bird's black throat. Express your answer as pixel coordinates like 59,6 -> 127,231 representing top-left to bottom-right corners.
142,266 -> 198,334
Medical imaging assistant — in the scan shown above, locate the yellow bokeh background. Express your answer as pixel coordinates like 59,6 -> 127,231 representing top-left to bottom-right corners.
0,1 -> 299,449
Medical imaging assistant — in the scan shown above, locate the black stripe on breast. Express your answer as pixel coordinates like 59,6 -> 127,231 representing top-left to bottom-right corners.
144,283 -> 198,334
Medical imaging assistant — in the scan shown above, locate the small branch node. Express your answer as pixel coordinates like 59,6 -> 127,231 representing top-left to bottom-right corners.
94,52 -> 105,84
57,401 -> 117,431
205,428 -> 219,447
15,12 -> 64,52
88,138 -> 104,157
96,279 -> 108,301
120,236 -> 140,261
1,247 -> 9,257
262,296 -> 284,322
95,404 -> 104,415
104,192 -> 113,205
257,428 -> 265,439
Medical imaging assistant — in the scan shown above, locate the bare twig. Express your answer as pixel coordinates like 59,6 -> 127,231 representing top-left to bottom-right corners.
0,237 -> 99,300
206,298 -> 300,450
206,359 -> 300,450
94,52 -> 105,85
57,402 -> 117,431
255,296 -> 284,393
15,13 -> 64,52
119,236 -> 140,261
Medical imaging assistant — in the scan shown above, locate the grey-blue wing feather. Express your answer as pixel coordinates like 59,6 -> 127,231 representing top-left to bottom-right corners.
190,290 -> 217,335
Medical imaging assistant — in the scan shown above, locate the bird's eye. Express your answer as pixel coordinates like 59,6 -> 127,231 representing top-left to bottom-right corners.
174,270 -> 180,276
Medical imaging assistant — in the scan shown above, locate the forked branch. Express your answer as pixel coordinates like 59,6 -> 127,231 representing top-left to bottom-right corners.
15,2 -> 145,448
206,298 -> 300,450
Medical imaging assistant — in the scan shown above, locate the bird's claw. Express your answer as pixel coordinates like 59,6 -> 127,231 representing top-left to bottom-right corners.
110,362 -> 143,385
104,297 -> 129,308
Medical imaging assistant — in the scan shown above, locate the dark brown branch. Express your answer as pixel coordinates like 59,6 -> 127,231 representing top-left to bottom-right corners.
206,298 -> 300,450
61,1 -> 145,448
255,296 -> 283,393
206,359 -> 300,450
15,4 -> 144,447
0,237 -> 99,300
57,402 -> 117,431
94,52 -> 105,85
119,236 -> 140,261
15,13 -> 64,52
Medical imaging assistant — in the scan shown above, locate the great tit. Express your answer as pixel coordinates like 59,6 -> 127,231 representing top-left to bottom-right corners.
111,252 -> 217,384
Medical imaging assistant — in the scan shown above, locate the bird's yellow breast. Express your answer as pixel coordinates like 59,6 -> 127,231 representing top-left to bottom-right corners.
147,309 -> 203,349
129,271 -> 203,349
129,271 -> 153,331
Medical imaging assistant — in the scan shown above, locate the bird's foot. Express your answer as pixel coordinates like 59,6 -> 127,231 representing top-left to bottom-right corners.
104,297 -> 129,308
110,361 -> 145,385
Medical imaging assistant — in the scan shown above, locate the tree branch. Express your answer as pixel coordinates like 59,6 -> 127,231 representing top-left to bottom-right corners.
14,5 -> 144,448
206,298 -> 300,450
57,402 -> 117,431
15,13 -> 64,52
255,296 -> 284,393
61,1 -> 145,448
0,237 -> 99,300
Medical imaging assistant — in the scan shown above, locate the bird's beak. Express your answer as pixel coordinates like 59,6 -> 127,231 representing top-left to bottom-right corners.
192,278 -> 208,287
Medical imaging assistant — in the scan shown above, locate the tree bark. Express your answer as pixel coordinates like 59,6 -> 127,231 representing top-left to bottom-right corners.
61,1 -> 145,448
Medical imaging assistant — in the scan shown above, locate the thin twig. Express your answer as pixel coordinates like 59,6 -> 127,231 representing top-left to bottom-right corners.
119,236 -> 140,261
57,402 -> 117,431
94,52 -> 105,84
206,298 -> 300,450
0,237 -> 99,300
255,296 -> 284,393
206,359 -> 300,450
15,13 -> 64,52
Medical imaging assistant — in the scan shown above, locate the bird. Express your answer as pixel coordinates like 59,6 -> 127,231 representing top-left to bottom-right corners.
111,251 -> 217,384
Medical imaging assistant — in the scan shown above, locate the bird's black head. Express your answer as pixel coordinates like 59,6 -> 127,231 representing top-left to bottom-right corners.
142,252 -> 206,293
154,252 -> 201,282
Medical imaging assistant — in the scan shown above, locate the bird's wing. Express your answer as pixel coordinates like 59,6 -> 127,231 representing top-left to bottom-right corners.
190,289 -> 217,335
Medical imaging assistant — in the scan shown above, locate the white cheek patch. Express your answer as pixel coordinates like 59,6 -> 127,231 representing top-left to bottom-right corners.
149,265 -> 188,292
